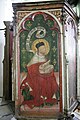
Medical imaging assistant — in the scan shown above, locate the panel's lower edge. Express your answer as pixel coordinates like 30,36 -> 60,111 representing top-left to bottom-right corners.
15,109 -> 62,119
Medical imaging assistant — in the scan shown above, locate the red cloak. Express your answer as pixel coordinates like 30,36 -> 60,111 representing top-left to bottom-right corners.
20,62 -> 59,108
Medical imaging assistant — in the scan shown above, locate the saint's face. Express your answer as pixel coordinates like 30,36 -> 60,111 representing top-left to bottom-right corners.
38,45 -> 46,55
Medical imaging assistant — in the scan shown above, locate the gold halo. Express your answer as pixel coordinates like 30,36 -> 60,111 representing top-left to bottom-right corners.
31,39 -> 50,55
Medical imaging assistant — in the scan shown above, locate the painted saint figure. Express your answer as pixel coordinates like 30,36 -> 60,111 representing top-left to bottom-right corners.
20,39 -> 59,109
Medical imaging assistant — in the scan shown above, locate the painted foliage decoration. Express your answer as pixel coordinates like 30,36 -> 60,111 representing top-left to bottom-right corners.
19,12 -> 60,72
18,11 -> 61,111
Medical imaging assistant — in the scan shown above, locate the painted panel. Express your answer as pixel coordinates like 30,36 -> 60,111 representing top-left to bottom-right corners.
16,10 -> 62,117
